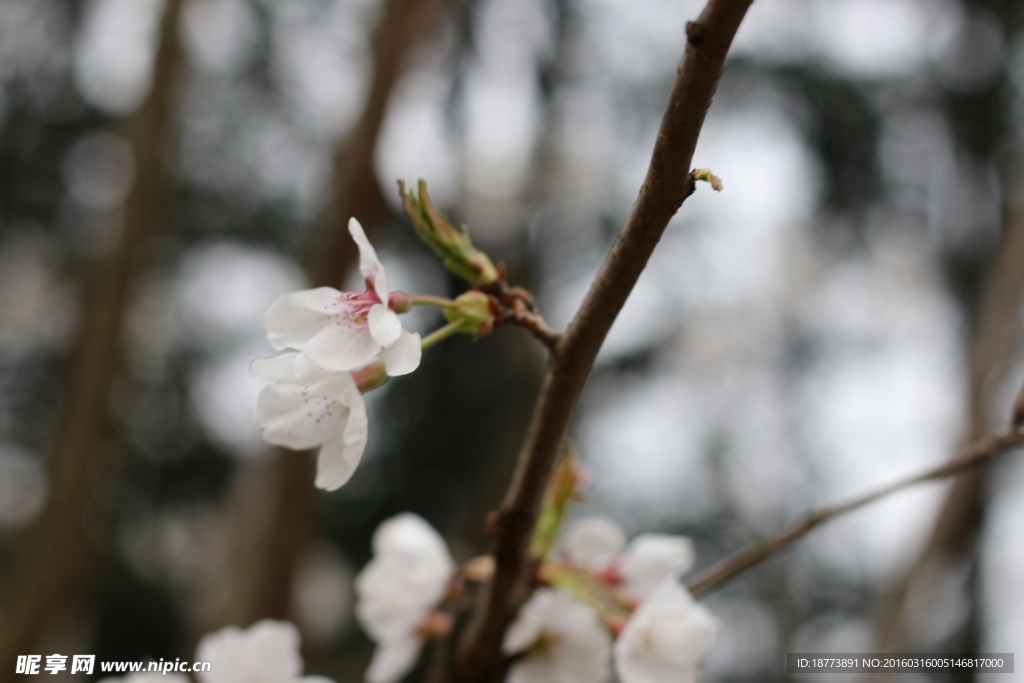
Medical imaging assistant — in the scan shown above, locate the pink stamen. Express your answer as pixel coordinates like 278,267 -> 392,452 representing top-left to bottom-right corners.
328,289 -> 381,327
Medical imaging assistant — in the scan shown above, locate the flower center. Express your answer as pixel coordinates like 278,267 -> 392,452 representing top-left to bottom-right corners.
301,391 -> 348,425
328,289 -> 380,327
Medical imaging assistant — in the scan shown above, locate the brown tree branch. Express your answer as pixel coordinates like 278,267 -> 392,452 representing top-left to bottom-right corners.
686,430 -> 1024,596
445,2 -> 754,681
501,308 -> 560,349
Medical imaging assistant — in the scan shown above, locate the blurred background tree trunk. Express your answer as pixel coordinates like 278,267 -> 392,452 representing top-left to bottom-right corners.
0,0 -> 186,676
874,161 -> 1024,658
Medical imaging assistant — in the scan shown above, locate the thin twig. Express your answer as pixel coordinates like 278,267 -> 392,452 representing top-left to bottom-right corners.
445,2 -> 754,681
486,278 -> 561,349
503,309 -> 561,349
685,430 -> 1024,596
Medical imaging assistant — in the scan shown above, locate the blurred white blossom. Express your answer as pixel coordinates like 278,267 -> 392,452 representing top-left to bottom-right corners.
562,516 -> 625,573
614,579 -> 718,683
562,518 -> 695,600
195,619 -> 332,683
265,218 -> 420,376
251,351 -> 367,491
619,534 -> 695,600
503,588 -> 612,683
356,514 -> 455,683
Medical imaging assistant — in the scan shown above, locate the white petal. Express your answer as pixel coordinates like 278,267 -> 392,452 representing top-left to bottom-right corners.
502,590 -> 552,654
256,381 -> 333,450
355,515 -> 455,642
265,287 -> 342,351
251,352 -> 300,382
371,514 -> 453,575
563,517 -> 626,573
380,331 -> 422,376
369,515 -> 455,605
313,393 -> 368,491
504,589 -> 611,683
365,635 -> 422,683
620,534 -> 695,600
196,620 -> 302,683
368,304 -> 402,348
349,218 -> 389,301
615,580 -> 718,683
305,324 -> 381,371
355,561 -> 431,642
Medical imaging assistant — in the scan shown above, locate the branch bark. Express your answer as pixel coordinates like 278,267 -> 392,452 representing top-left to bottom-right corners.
445,2 -> 753,681
0,0 -> 185,676
686,430 -> 1024,596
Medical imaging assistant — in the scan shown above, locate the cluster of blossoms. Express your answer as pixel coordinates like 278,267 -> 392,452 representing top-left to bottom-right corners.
252,183 -> 719,683
354,511 -> 717,683
252,218 -> 421,490
252,183 -> 507,491
354,455 -> 718,683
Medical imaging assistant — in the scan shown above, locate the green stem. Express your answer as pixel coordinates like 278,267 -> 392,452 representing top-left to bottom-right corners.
409,295 -> 456,309
420,321 -> 462,349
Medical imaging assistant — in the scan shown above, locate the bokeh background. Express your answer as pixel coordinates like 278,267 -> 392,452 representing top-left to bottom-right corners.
1,0 -> 1023,681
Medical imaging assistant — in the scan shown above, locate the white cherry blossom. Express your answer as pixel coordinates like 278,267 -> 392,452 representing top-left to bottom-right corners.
562,516 -> 625,573
619,534 -> 695,600
195,619 -> 333,683
562,518 -> 695,601
265,218 -> 420,376
614,579 -> 718,683
503,589 -> 612,683
356,514 -> 455,683
251,351 -> 368,491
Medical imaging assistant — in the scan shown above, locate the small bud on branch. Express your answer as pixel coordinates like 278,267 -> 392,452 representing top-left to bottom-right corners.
399,178 -> 499,286
445,291 -> 497,337
530,444 -> 583,560
690,168 -> 723,191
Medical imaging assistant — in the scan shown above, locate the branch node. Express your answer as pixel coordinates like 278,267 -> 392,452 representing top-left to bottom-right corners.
685,20 -> 707,46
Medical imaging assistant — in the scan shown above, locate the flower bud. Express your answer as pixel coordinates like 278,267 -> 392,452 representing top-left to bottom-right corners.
388,291 -> 412,313
444,291 -> 496,337
418,610 -> 454,639
352,361 -> 389,393
399,178 -> 499,286
530,444 -> 583,560
691,168 -> 723,191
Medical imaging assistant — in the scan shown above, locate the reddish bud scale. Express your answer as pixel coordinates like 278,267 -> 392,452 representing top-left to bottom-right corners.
352,361 -> 388,393
388,291 -> 412,313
